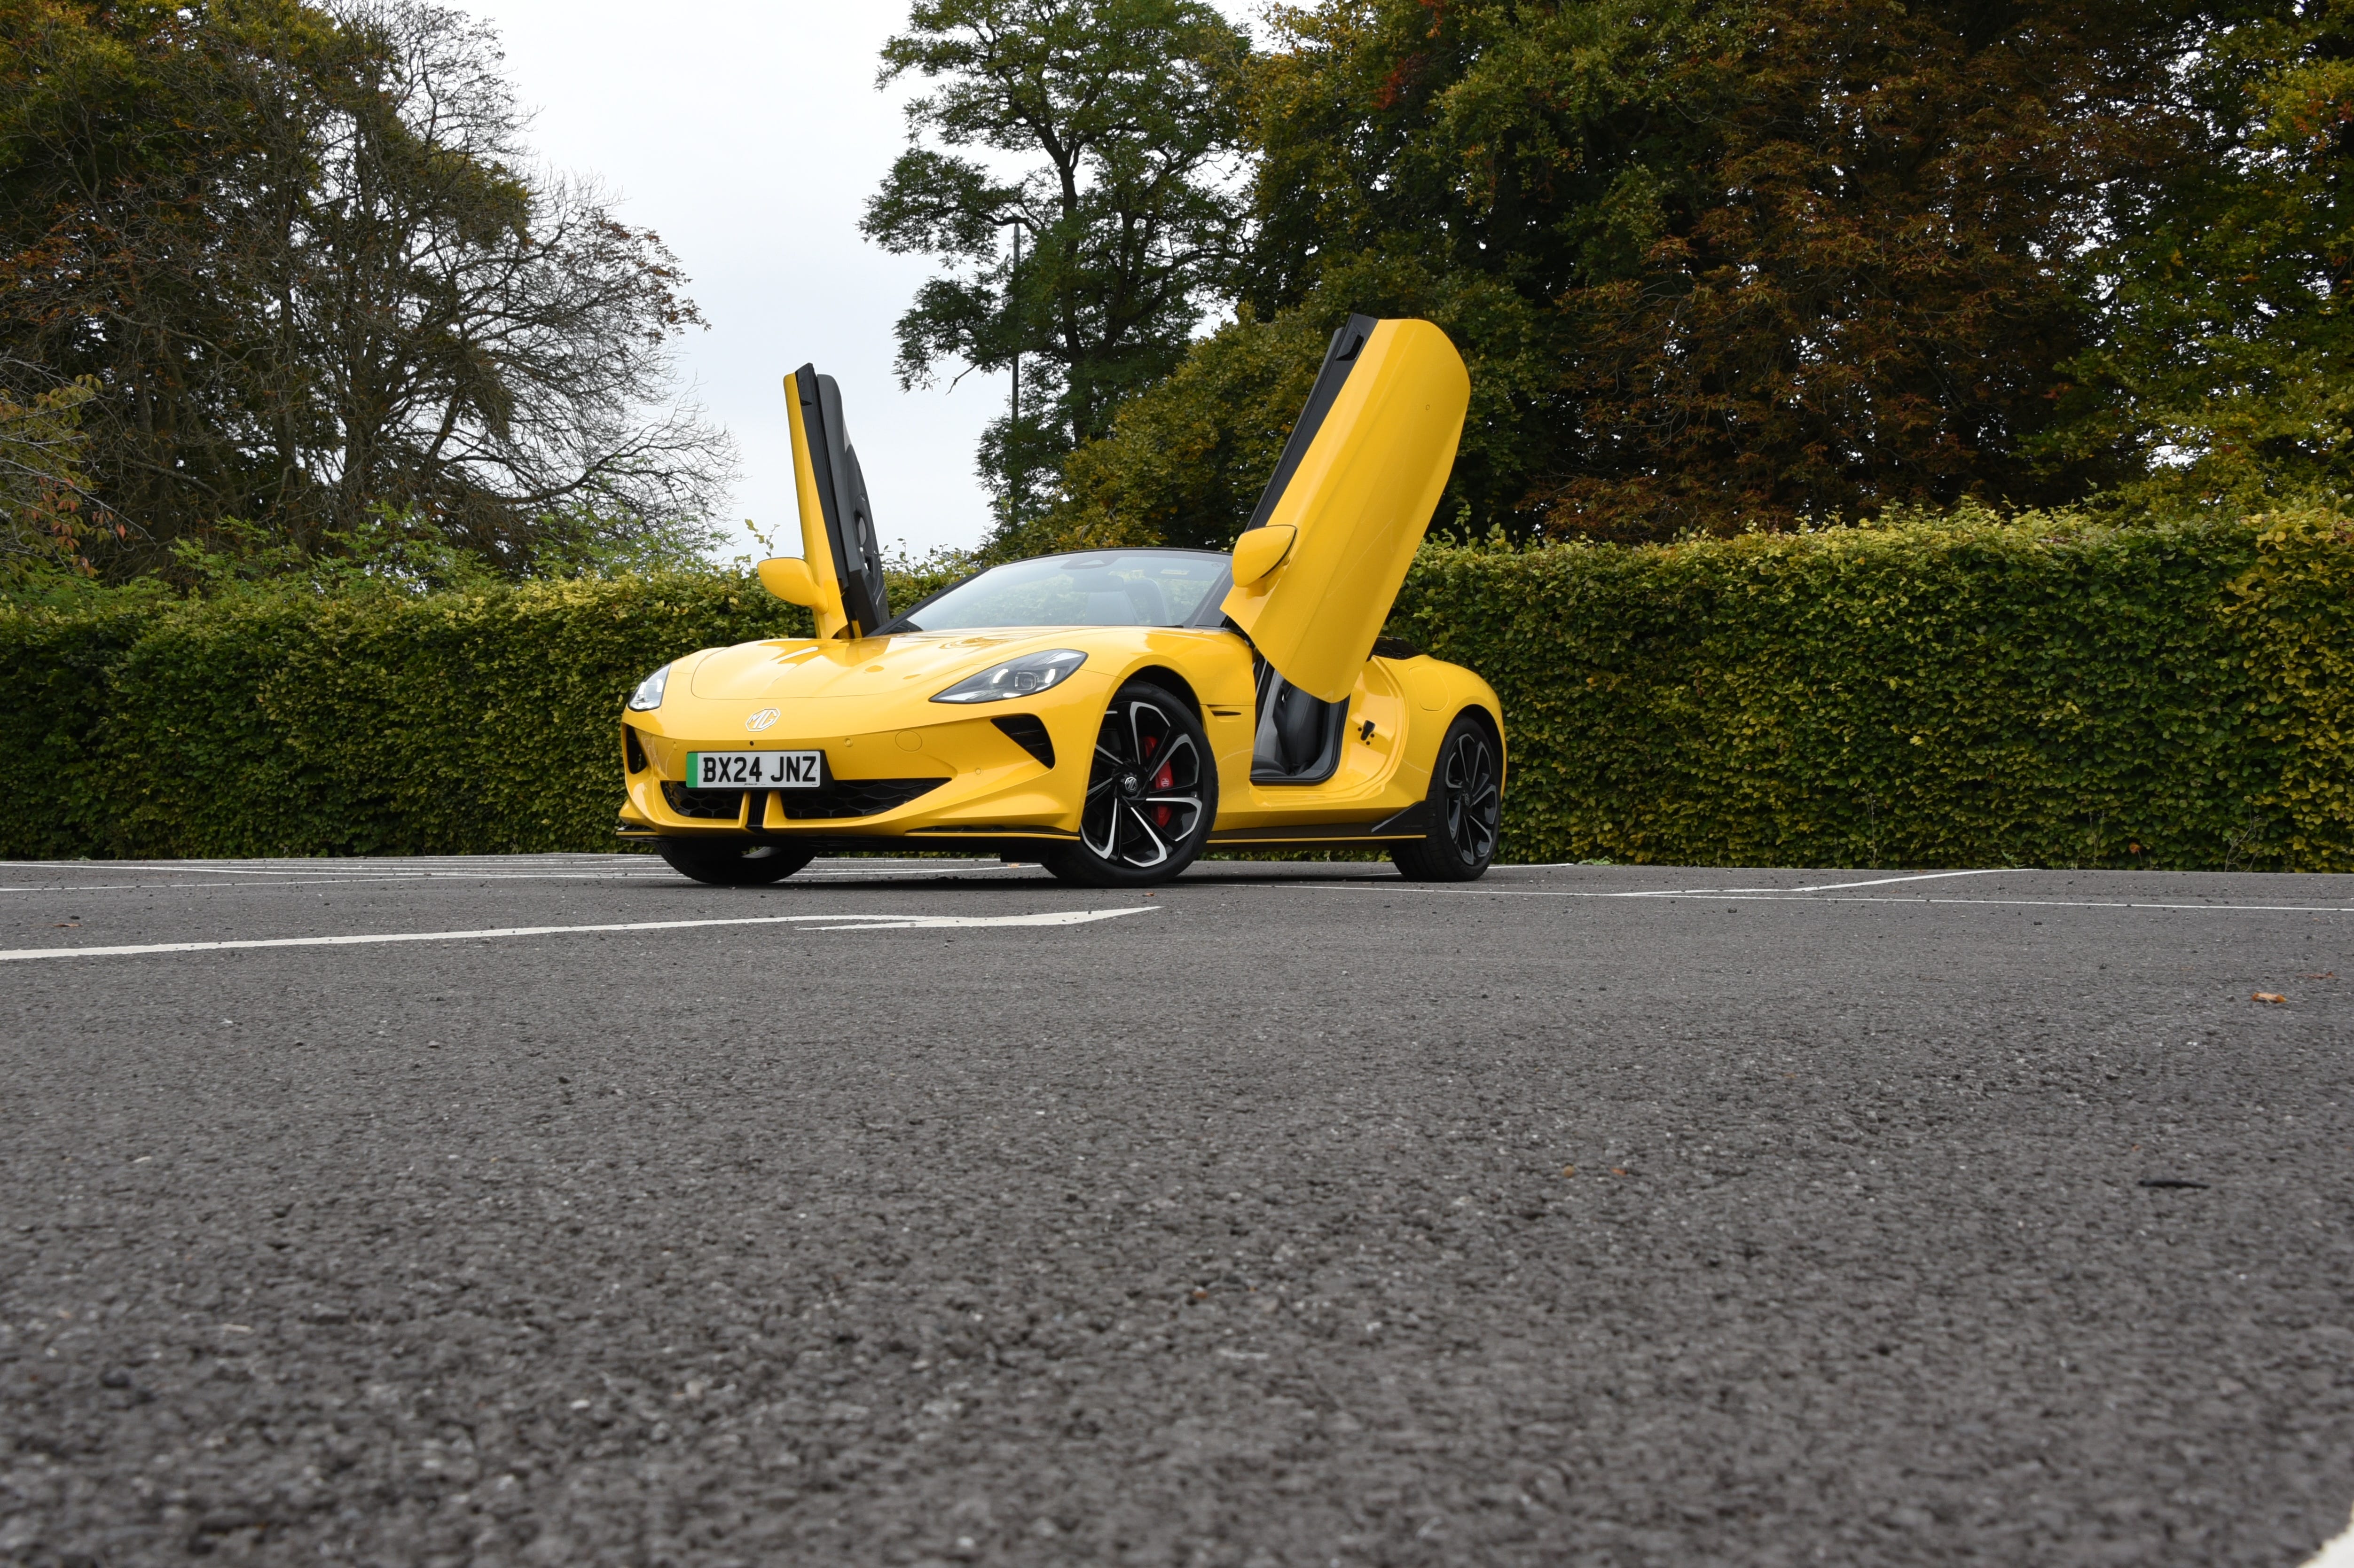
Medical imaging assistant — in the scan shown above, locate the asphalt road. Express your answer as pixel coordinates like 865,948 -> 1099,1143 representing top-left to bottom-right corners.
3,854 -> 2351,1568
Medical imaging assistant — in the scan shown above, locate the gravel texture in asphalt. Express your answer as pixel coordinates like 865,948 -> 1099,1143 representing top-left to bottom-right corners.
2,854 -> 2351,1567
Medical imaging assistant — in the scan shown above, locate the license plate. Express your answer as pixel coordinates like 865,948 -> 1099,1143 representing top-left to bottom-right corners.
685,750 -> 824,789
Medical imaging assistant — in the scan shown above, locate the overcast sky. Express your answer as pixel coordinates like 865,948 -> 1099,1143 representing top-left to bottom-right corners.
448,0 -> 1260,564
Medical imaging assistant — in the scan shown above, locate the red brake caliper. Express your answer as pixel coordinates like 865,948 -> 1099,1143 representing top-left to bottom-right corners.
1151,759 -> 1175,826
1138,731 -> 1176,826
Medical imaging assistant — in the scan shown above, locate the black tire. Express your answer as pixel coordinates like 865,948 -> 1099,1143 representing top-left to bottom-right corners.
655,837 -> 815,886
1393,713 -> 1502,881
1042,682 -> 1218,887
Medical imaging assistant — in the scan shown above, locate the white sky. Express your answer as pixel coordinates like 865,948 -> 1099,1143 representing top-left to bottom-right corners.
450,0 -> 1262,564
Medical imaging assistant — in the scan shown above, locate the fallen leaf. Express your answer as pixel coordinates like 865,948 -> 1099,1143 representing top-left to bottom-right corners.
1611,1167 -> 1629,1176
2252,992 -> 2287,1004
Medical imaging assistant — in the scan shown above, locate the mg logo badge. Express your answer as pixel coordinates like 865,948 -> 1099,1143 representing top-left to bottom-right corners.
745,707 -> 780,732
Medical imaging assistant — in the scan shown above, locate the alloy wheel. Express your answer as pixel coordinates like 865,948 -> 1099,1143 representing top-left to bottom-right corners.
1080,696 -> 1206,870
1441,729 -> 1501,866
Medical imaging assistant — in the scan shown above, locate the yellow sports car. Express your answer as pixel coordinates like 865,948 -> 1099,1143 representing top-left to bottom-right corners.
616,314 -> 1505,887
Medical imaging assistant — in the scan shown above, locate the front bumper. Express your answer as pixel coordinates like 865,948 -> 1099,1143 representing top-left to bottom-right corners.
615,709 -> 1082,841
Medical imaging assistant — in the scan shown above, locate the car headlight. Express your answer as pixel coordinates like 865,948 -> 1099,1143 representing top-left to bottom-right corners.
626,664 -> 670,711
931,648 -> 1087,704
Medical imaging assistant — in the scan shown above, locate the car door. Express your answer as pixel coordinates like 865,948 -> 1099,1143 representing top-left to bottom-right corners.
1218,316 -> 1470,704
785,365 -> 892,639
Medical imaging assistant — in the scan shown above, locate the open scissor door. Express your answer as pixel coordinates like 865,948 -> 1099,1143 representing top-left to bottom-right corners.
785,365 -> 891,639
1219,317 -> 1469,704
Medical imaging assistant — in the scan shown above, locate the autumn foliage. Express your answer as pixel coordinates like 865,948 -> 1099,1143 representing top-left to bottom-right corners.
1032,0 -> 2352,548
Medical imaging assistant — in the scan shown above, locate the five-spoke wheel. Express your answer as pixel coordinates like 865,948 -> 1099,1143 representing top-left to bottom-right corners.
1044,682 -> 1217,886
1394,714 -> 1501,880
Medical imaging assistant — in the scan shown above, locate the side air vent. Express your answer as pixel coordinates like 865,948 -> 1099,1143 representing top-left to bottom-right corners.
991,714 -> 1056,769
623,726 -> 649,773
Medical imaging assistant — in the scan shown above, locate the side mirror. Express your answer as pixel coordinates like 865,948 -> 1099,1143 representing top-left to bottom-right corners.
1229,524 -> 1296,586
757,556 -> 822,607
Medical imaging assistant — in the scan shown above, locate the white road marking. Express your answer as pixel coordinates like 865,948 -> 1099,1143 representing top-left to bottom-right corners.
2306,1509 -> 2354,1568
1595,868 -> 2014,897
1868,895 -> 2353,914
1785,868 -> 2017,892
0,907 -> 1153,962
1292,883 -> 2353,915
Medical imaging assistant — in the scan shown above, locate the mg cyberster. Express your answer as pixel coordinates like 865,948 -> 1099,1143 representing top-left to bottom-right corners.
616,315 -> 1506,887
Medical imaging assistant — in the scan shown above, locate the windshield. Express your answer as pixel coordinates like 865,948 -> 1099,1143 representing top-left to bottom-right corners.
887,550 -> 1229,632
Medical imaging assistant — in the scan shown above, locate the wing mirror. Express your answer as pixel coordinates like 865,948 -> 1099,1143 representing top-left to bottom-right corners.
1229,524 -> 1296,586
757,556 -> 823,607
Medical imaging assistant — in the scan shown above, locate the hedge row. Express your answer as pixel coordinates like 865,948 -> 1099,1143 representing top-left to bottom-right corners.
3,508 -> 2348,868
0,578 -> 811,859
1391,507 -> 2354,870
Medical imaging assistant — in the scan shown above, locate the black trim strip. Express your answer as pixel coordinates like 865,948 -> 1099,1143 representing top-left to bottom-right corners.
1207,835 -> 1422,847
1208,820 -> 1412,842
791,365 -> 891,636
1242,313 -> 1378,533
905,826 -> 1081,840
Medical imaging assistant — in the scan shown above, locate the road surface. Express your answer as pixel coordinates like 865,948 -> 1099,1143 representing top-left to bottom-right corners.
3,855 -> 2349,1566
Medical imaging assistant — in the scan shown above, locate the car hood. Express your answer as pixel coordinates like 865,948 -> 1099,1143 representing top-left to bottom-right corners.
686,630 -> 1066,701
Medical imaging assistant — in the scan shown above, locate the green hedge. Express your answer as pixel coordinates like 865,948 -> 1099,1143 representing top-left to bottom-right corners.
4,509 -> 2349,868
0,577 -> 810,858
1390,506 -> 2354,870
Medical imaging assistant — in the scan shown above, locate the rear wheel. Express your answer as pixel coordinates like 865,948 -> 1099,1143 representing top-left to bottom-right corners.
1393,714 -> 1501,881
656,837 -> 814,886
1043,682 -> 1217,888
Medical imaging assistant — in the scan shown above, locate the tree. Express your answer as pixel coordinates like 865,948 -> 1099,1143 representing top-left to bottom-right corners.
0,371 -> 103,577
861,0 -> 1248,546
0,0 -> 731,575
1047,0 -> 2208,547
2048,0 -> 2354,509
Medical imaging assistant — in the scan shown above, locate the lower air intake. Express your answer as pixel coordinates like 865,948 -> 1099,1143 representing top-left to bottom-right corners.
777,778 -> 946,819
661,783 -> 745,820
663,778 -> 946,822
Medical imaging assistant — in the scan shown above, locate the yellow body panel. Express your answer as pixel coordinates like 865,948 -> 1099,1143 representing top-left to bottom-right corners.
615,625 -> 1502,849
782,379 -> 850,641
1220,319 -> 1470,703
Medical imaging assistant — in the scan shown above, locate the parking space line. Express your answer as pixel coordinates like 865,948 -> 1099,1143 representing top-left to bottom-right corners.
1847,894 -> 2353,914
1596,868 -> 2015,897
2307,1509 -> 2354,1568
0,906 -> 1154,962
1283,882 -> 2353,915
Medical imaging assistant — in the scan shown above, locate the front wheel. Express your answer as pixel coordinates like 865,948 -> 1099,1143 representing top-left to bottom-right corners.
656,837 -> 815,886
1042,682 -> 1218,887
1392,714 -> 1501,881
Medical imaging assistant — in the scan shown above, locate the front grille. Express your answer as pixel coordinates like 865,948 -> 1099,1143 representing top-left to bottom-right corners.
777,778 -> 946,820
663,782 -> 746,820
662,777 -> 946,823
